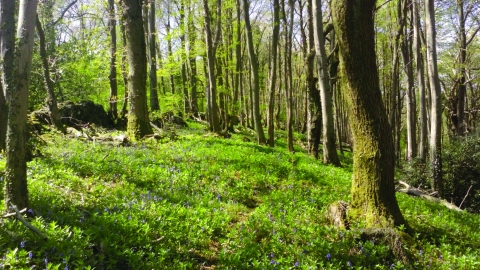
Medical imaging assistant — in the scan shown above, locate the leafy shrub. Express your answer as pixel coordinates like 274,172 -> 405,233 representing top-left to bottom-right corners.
442,132 -> 480,213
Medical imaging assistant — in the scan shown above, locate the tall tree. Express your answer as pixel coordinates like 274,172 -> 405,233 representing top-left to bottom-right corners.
108,0 -> 119,119
266,0 -> 280,147
4,0 -> 39,210
243,0 -> 266,144
313,0 -> 340,166
413,0 -> 427,161
0,0 -> 16,153
203,0 -> 222,132
149,0 -> 159,111
36,16 -> 64,132
331,0 -> 408,228
425,0 -> 443,195
120,0 -> 153,139
187,3 -> 198,116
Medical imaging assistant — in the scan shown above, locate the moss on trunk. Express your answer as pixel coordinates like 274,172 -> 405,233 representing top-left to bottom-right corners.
331,0 -> 409,230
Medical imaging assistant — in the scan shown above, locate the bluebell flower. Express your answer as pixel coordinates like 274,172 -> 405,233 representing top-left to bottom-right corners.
347,261 -> 352,267
419,249 -> 423,255
326,253 -> 331,261
27,209 -> 34,214
20,241 -> 25,248
28,252 -> 33,259
294,261 -> 299,267
44,258 -> 48,265
390,263 -> 395,269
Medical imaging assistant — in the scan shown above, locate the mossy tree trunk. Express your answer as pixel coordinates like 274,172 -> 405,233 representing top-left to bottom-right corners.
4,0 -> 38,210
266,0 -> 280,147
331,0 -> 408,228
149,0 -> 159,111
121,0 -> 153,139
0,81 -> 6,152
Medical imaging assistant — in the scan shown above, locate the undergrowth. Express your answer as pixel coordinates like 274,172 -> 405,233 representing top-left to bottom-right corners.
0,123 -> 479,269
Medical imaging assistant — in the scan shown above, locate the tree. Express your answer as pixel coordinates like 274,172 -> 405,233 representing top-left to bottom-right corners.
120,0 -> 153,139
425,0 -> 443,195
243,0 -> 266,144
331,0 -> 408,228
149,0 -> 159,111
203,0 -> 222,133
108,0 -> 119,119
413,0 -> 427,161
36,15 -> 65,132
312,0 -> 340,166
266,0 -> 280,147
4,0 -> 39,210
0,0 -> 15,152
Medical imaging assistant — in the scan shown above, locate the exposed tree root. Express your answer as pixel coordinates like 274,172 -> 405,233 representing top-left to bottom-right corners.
395,181 -> 462,211
359,228 -> 414,264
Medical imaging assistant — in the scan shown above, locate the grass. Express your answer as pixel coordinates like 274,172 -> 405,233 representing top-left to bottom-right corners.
0,122 -> 479,269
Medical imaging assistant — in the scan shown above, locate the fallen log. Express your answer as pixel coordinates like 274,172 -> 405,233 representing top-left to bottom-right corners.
395,181 -> 462,211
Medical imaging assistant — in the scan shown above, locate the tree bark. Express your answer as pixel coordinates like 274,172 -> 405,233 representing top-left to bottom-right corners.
332,0 -> 409,229
187,3 -> 198,116
120,0 -> 153,139
119,16 -> 129,118
108,0 -> 119,119
425,0 -> 443,195
313,0 -> 340,166
0,0 -> 16,152
456,0 -> 466,136
267,0 -> 280,147
35,15 -> 64,132
413,0 -> 427,161
166,3 -> 175,95
149,0 -> 159,111
203,0 -> 222,132
243,0 -> 266,144
180,0 -> 189,115
4,0 -> 39,210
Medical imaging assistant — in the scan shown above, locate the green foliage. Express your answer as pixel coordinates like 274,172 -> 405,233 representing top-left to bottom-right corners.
0,124 -> 479,269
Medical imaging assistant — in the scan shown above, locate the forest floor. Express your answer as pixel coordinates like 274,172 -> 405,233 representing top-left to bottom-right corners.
0,121 -> 479,269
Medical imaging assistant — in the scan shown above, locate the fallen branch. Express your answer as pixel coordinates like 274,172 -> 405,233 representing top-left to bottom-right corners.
459,185 -> 473,209
8,203 -> 48,240
150,122 -> 163,133
395,181 -> 462,211
1,208 -> 26,219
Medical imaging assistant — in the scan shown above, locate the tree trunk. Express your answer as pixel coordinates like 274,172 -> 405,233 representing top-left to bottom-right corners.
425,0 -> 443,195
121,0 -> 153,139
107,0 -> 119,119
332,0 -> 408,229
413,0 -> 427,161
243,0 -> 266,144
35,15 -> 64,132
283,0 -> 294,152
203,0 -> 221,132
148,0 -> 159,111
120,16 -> 129,118
267,0 -> 280,147
456,0 -> 466,136
400,6 -> 416,160
187,4 -> 198,116
4,0 -> 39,210
306,0 -> 321,158
180,1 -> 189,115
313,0 -> 340,166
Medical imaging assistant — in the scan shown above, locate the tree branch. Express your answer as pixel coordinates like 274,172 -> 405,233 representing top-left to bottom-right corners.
8,203 -> 48,240
52,0 -> 78,26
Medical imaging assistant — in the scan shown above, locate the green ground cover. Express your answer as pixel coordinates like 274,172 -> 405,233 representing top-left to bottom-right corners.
0,123 -> 479,269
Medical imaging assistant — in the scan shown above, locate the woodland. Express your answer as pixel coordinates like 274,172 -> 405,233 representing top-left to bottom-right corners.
1,0 -> 480,269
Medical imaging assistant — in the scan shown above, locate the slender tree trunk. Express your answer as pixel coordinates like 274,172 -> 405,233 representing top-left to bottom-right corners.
0,81 -> 6,151
267,0 -> 280,147
414,0 -> 427,161
400,8 -> 416,160
425,0 -> 443,195
121,0 -> 153,139
35,15 -> 64,132
332,0 -> 408,229
120,17 -> 129,118
4,0 -> 39,210
456,0 -> 467,136
313,0 -> 340,166
107,0 -> 119,119
166,3 -> 175,94
149,0 -> 159,111
243,0 -> 266,144
234,0 -> 242,110
203,0 -> 221,132
187,4 -> 198,116
0,0 -> 16,152
306,0 -> 321,158
180,1 -> 189,115
282,0 -> 294,152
